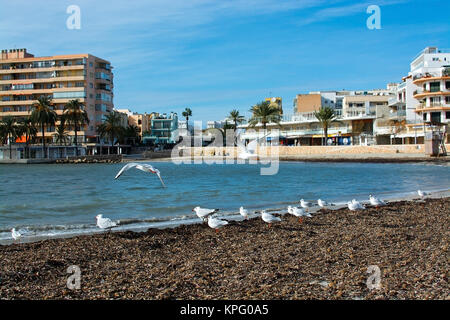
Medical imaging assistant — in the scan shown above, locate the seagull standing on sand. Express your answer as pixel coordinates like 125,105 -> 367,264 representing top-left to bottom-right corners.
193,207 -> 218,222
288,206 -> 310,223
417,190 -> 429,198
317,199 -> 332,208
11,228 -> 22,242
369,195 -> 386,208
261,210 -> 281,228
114,162 -> 165,187
300,199 -> 313,212
239,207 -> 249,220
207,216 -> 229,233
347,199 -> 365,211
96,214 -> 118,230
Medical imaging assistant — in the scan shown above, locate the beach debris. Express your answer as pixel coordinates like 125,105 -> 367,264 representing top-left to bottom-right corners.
261,210 -> 281,228
369,195 -> 386,208
96,214 -> 118,230
193,207 -> 218,222
11,228 -> 22,241
239,207 -> 249,220
347,199 -> 366,211
207,216 -> 229,232
300,199 -> 313,211
114,162 -> 165,187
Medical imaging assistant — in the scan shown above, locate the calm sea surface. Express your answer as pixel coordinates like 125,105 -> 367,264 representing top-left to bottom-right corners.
0,161 -> 449,240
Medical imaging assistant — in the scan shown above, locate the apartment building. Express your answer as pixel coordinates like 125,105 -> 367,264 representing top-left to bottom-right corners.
143,112 -> 179,145
0,48 -> 113,144
115,108 -> 151,137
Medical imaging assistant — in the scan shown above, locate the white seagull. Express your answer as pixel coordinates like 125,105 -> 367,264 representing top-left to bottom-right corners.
237,139 -> 258,160
417,190 -> 429,198
193,207 -> 219,222
317,199 -> 332,208
114,162 -> 165,187
369,195 -> 386,207
300,199 -> 313,211
207,216 -> 229,232
11,228 -> 22,241
239,206 -> 249,220
96,214 -> 118,230
347,199 -> 365,211
288,206 -> 310,223
261,210 -> 281,228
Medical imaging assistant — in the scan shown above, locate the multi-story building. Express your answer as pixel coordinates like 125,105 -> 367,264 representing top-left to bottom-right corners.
0,48 -> 113,145
388,47 -> 450,144
143,112 -> 179,146
115,108 -> 151,137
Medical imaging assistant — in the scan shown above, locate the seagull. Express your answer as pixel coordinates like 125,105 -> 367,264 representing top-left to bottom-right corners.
347,199 -> 365,211
96,214 -> 118,230
207,216 -> 229,232
369,195 -> 386,207
417,190 -> 429,198
114,162 -> 165,187
193,207 -> 219,222
300,199 -> 313,211
318,199 -> 333,208
261,210 -> 281,228
237,139 -> 258,160
11,228 -> 22,242
288,206 -> 310,223
239,206 -> 249,220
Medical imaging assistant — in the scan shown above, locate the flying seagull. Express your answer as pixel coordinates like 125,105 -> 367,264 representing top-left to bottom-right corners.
115,162 -> 165,187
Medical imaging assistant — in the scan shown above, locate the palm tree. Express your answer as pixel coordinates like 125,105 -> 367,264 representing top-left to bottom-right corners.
97,111 -> 124,154
182,107 -> 192,131
63,99 -> 89,156
30,95 -> 57,158
248,101 -> 281,145
313,106 -> 337,146
0,117 -> 19,159
18,117 -> 37,159
122,124 -> 140,145
228,109 -> 245,132
54,119 -> 69,146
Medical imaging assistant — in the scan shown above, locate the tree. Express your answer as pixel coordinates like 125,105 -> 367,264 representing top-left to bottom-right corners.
54,119 -> 69,146
18,117 -> 37,158
313,106 -> 337,146
228,109 -> 245,132
122,125 -> 140,145
182,107 -> 192,131
0,117 -> 19,159
248,101 -> 281,131
97,111 -> 124,154
63,99 -> 89,156
30,95 -> 57,158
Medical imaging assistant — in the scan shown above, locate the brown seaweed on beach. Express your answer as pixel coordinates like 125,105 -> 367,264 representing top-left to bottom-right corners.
0,198 -> 449,300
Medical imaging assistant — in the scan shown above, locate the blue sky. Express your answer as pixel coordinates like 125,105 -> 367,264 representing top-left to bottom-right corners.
1,0 -> 449,123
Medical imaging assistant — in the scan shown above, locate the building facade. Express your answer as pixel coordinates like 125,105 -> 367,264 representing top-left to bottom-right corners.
143,112 -> 179,145
0,48 -> 113,144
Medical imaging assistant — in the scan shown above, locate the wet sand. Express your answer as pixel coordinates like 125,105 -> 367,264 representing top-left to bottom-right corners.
0,197 -> 448,300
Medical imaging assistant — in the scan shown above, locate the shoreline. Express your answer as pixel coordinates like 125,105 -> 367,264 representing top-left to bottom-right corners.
0,196 -> 448,299
2,189 -> 449,245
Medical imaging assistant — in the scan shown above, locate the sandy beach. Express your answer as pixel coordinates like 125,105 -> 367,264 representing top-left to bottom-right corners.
0,196 -> 448,300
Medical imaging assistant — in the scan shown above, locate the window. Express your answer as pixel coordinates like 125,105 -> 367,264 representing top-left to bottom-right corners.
430,82 -> 440,92
431,112 -> 441,123
423,113 -> 427,121
446,81 -> 450,90
53,91 -> 85,99
446,111 -> 450,119
90,83 -> 93,88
